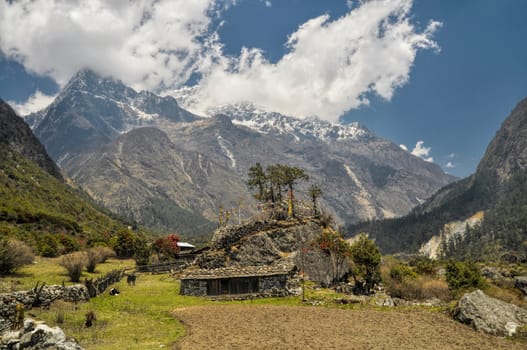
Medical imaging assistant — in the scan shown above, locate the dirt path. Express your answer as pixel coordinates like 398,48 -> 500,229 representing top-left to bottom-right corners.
172,305 -> 525,350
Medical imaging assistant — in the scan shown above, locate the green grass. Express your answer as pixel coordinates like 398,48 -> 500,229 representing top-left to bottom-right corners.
34,275 -> 197,349
0,258 -> 135,292
2,258 -> 429,349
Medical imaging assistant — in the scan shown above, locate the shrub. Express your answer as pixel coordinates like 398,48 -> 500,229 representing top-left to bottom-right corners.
0,238 -> 35,275
409,256 -> 437,276
445,260 -> 485,292
381,258 -> 450,301
37,234 -> 60,257
95,246 -> 116,263
384,274 -> 450,301
59,234 -> 79,254
85,246 -> 116,273
389,264 -> 417,283
60,252 -> 87,282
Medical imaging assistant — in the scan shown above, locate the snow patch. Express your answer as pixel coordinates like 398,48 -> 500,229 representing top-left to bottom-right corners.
217,135 -> 236,168
209,103 -> 372,143
344,164 -> 376,220
179,159 -> 194,184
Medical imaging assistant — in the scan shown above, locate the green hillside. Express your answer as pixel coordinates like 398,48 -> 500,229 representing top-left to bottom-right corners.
0,147 -> 134,256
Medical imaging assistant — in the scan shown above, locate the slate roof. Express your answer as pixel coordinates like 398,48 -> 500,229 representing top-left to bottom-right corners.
180,263 -> 296,280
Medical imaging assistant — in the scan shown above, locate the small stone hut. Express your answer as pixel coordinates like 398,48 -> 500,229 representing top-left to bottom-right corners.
180,263 -> 298,297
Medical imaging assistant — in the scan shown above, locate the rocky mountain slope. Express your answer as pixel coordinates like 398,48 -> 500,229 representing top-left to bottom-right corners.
27,70 -> 455,235
0,100 -> 62,180
0,101 -> 136,255
26,69 -> 198,170
349,96 -> 527,260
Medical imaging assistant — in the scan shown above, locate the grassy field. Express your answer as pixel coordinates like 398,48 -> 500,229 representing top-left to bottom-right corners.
1,258 -> 301,349
1,258 -> 526,349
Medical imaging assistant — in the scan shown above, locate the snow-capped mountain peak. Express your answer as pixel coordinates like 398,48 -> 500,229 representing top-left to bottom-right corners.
207,102 -> 372,143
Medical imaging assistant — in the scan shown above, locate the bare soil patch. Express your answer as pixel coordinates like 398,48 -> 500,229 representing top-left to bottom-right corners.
172,305 -> 524,350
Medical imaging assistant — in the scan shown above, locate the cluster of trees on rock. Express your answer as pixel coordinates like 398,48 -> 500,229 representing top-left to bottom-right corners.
247,163 -> 322,218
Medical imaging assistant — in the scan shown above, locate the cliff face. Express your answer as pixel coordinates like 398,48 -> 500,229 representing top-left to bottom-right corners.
476,96 -> 527,182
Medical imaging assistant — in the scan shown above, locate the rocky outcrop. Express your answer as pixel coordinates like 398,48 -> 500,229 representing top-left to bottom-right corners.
515,276 -> 527,296
192,219 -> 347,286
453,289 -> 527,336
0,318 -> 83,350
419,212 -> 483,259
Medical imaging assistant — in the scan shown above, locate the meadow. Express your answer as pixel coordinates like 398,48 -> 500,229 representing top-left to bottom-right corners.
1,258 -> 525,350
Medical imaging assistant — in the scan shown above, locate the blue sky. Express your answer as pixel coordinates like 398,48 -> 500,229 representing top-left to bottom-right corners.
1,0 -> 527,177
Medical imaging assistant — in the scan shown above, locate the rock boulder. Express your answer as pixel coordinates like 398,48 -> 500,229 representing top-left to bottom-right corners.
453,289 -> 527,336
0,318 -> 83,349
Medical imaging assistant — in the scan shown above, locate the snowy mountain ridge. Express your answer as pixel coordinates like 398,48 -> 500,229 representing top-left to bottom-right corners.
208,103 -> 373,143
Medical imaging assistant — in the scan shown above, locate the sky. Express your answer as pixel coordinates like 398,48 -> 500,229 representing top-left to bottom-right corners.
1,0 -> 527,178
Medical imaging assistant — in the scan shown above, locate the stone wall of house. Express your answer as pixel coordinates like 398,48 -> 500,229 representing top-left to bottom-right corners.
0,285 -> 89,333
181,272 -> 301,298
180,279 -> 208,297
258,275 -> 288,296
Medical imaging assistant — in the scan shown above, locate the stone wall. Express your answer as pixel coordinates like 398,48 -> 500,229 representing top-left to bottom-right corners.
180,272 -> 300,298
180,279 -> 208,297
0,285 -> 89,333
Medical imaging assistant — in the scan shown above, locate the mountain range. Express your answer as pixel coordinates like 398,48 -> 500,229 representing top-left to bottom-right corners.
24,69 -> 455,236
349,96 -> 527,261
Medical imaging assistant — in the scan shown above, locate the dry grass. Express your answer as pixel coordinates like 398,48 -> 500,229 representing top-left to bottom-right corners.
173,305 -> 526,350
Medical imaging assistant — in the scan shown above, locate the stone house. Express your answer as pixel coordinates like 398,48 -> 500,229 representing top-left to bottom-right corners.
180,263 -> 299,297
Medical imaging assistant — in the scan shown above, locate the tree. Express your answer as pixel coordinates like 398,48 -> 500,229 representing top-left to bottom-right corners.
153,234 -> 180,260
315,228 -> 350,284
278,165 -> 309,218
247,162 -> 267,201
266,164 -> 284,205
308,184 -> 322,217
349,234 -> 381,294
445,260 -> 485,292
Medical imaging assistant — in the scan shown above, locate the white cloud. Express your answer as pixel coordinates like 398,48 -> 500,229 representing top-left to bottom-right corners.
445,161 -> 454,168
411,140 -> 434,162
0,0 -> 440,122
399,144 -> 408,151
264,1 -> 272,8
447,153 -> 455,158
8,90 -> 57,116
0,0 -> 219,91
184,0 -> 441,120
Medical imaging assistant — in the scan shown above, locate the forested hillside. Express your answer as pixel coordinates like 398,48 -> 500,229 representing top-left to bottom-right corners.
0,144 -> 137,256
347,96 -> 527,261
